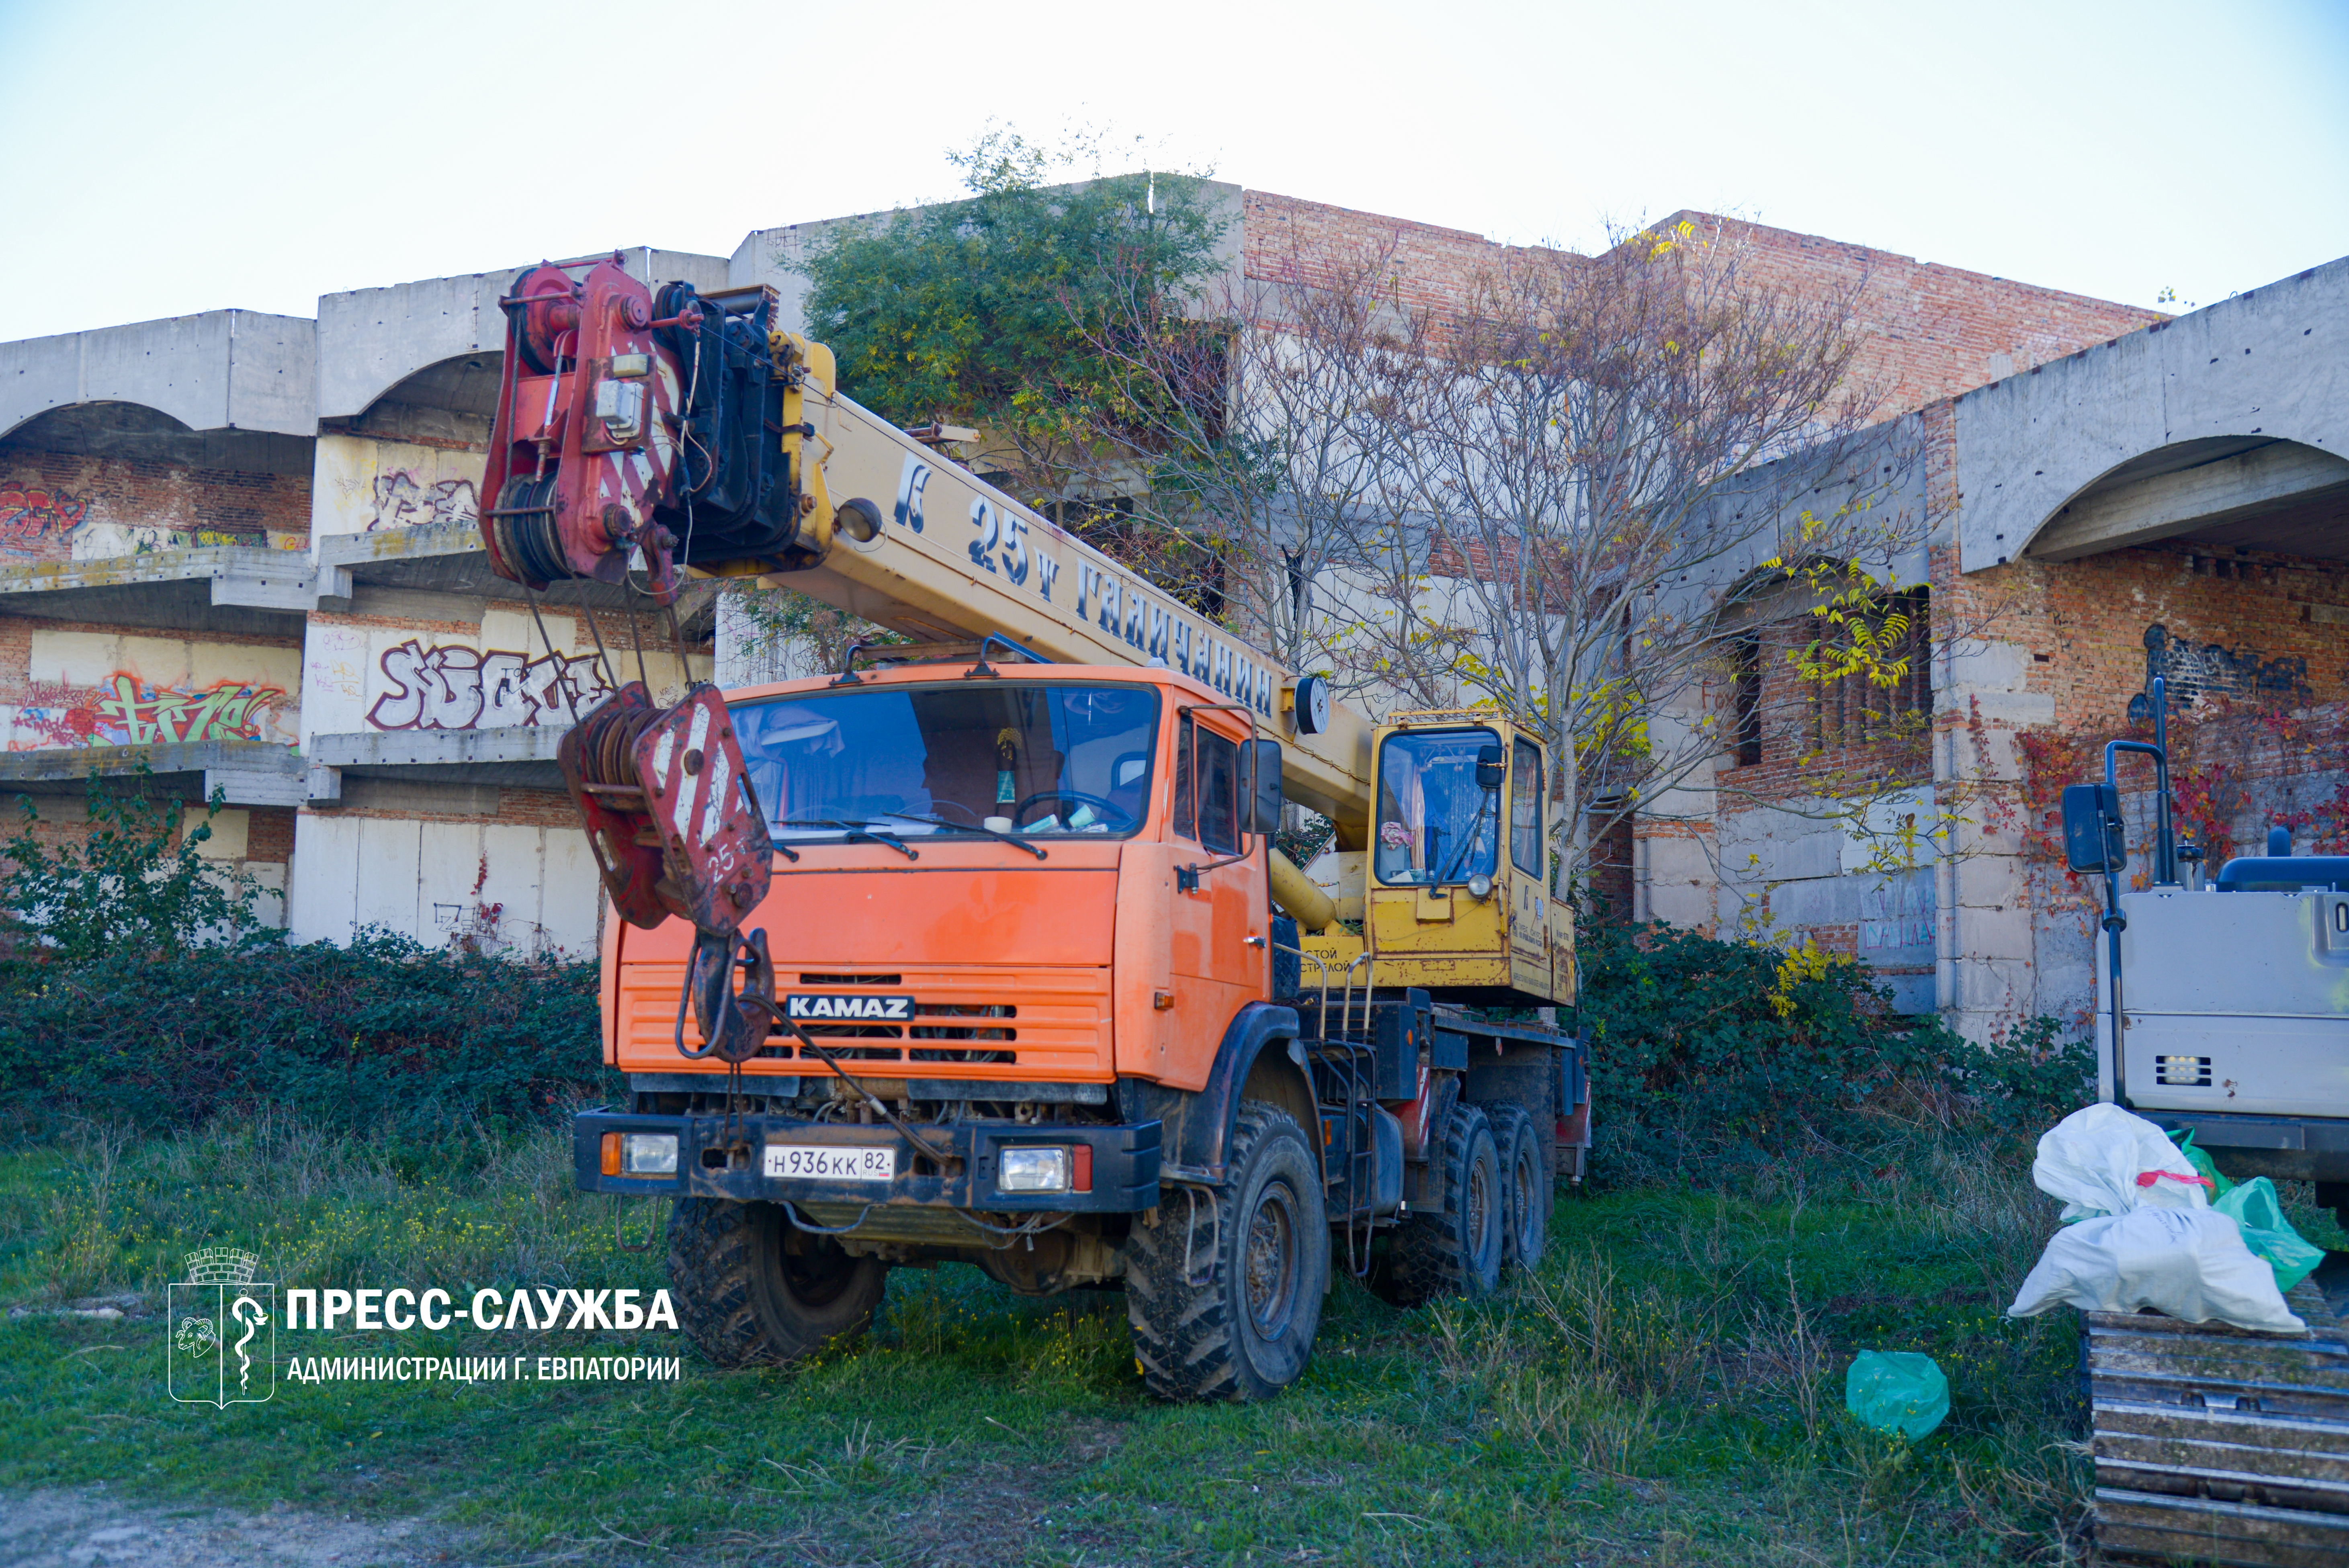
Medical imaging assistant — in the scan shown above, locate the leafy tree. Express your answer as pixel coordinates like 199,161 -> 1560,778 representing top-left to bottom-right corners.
801,124 -> 1227,509
1,774 -> 272,961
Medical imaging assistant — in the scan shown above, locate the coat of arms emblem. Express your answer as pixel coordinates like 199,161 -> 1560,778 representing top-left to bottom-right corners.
167,1247 -> 274,1408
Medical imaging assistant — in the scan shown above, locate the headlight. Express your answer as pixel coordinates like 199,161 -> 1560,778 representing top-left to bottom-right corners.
1467,873 -> 1494,901
998,1146 -> 1071,1193
622,1133 -> 679,1175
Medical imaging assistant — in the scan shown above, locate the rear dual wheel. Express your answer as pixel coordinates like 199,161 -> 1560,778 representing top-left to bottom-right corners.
1489,1103 -> 1550,1272
1377,1101 -> 1504,1306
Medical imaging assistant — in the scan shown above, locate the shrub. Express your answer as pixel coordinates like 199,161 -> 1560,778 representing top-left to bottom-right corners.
0,935 -> 613,1142
0,776 -> 272,960
1,774 -> 613,1143
1575,919 -> 2091,1181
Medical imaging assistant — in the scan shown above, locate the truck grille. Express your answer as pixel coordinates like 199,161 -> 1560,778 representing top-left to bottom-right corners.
620,965 -> 1106,1081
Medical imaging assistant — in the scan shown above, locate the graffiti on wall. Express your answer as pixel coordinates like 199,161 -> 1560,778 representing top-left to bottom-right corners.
0,487 -> 90,555
370,473 -> 478,532
366,640 -> 614,731
8,673 -> 291,750
2140,622 -> 2310,712
1856,868 -> 1936,962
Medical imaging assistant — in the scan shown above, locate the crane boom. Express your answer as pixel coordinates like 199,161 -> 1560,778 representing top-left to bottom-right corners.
752,365 -> 1374,839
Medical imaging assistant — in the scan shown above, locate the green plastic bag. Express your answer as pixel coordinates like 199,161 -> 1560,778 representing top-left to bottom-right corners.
1844,1350 -> 1950,1441
2167,1128 -> 2237,1199
2212,1177 -> 2326,1294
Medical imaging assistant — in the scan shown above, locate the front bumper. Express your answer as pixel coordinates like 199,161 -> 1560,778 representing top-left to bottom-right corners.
573,1109 -> 1163,1212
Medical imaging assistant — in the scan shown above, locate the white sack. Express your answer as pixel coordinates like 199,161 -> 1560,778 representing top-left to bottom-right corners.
2007,1206 -> 2304,1332
2032,1102 -> 2210,1221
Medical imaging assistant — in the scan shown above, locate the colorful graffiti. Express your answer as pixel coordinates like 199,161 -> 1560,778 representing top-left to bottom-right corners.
8,673 -> 290,750
366,640 -> 613,731
370,472 -> 478,532
0,486 -> 90,555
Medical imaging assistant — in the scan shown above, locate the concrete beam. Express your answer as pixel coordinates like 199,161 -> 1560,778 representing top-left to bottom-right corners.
2025,440 -> 2349,561
0,739 -> 301,806
0,544 -> 326,635
0,311 -> 317,443
312,522 -> 721,637
307,726 -> 567,790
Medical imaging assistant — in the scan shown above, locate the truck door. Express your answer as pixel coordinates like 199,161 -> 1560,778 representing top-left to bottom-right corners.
1161,709 -> 1266,1087
1505,736 -> 1555,999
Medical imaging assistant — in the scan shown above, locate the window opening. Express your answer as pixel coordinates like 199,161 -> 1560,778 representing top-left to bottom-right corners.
1509,737 -> 1545,876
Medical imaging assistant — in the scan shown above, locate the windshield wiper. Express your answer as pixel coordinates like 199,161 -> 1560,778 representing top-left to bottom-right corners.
872,811 -> 1048,860
773,818 -> 920,860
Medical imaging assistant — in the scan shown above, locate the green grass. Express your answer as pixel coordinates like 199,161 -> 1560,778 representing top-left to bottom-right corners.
7,1113 -> 2335,1565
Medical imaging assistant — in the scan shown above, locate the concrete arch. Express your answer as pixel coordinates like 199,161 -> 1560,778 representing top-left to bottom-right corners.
0,399 -> 314,481
2021,435 -> 2349,564
315,248 -> 731,423
0,310 -> 315,444
1954,254 -> 2349,571
331,350 -> 508,449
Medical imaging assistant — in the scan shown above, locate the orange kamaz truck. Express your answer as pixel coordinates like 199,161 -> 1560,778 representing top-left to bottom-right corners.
478,256 -> 1590,1400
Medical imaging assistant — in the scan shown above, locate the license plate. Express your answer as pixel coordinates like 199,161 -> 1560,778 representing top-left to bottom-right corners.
762,1143 -> 896,1182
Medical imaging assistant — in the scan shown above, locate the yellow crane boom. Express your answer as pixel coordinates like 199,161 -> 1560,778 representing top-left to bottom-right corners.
713,333 -> 1374,843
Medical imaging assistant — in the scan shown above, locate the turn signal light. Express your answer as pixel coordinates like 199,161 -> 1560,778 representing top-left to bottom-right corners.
600,1132 -> 621,1176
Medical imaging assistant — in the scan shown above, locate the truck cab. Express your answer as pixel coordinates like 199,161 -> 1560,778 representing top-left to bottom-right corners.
600,657 -> 1272,1102
1300,710 -> 1575,1007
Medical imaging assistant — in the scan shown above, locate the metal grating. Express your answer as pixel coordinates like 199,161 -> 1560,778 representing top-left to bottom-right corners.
2087,1271 -> 2349,1566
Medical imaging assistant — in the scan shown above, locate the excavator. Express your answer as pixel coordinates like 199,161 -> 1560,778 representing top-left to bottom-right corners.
475,254 -> 1590,1400
2060,684 -> 2349,1564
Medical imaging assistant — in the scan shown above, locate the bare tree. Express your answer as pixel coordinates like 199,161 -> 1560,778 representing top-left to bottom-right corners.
1354,219 -> 1918,878
1073,233 -> 1436,691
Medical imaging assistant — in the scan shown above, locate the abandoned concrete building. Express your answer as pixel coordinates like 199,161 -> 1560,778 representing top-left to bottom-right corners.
1623,257 -> 2349,1042
2,181 -> 2338,1042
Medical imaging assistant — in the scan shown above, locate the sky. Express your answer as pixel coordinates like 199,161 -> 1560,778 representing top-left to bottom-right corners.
1,0 -> 2345,343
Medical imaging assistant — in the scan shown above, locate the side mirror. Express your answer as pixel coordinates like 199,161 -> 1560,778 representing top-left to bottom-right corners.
2060,783 -> 2127,874
1475,744 -> 1505,793
1244,739 -> 1284,837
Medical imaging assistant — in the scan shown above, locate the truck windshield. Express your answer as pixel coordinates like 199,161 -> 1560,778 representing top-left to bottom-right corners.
731,684 -> 1160,841
1374,728 -> 1500,885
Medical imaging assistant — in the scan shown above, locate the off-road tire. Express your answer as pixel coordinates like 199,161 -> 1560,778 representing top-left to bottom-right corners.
1375,1101 -> 1502,1307
1126,1100 -> 1328,1402
667,1197 -> 887,1369
1488,1103 -> 1548,1272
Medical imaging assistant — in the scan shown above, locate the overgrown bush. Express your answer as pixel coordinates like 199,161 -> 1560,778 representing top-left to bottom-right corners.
1575,919 -> 2091,1182
0,776 -> 273,961
0,935 -> 612,1142
1,776 -> 612,1143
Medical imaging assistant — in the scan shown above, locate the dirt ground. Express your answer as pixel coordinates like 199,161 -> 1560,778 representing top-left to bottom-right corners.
0,1491 -> 461,1568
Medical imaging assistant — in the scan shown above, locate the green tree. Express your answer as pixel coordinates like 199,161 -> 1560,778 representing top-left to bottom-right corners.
800,124 -> 1227,510
1,774 -> 272,962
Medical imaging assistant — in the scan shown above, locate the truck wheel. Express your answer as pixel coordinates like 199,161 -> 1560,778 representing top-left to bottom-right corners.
1375,1101 -> 1502,1307
1126,1100 -> 1328,1402
1489,1103 -> 1548,1272
667,1197 -> 886,1369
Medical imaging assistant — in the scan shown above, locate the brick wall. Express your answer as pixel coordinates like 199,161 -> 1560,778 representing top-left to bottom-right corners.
1941,545 -> 2349,734
1652,213 -> 2167,420
1240,191 -> 1573,318
0,616 -> 303,712
1716,601 -> 1936,810
0,450 -> 311,560
1238,194 -> 2164,424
